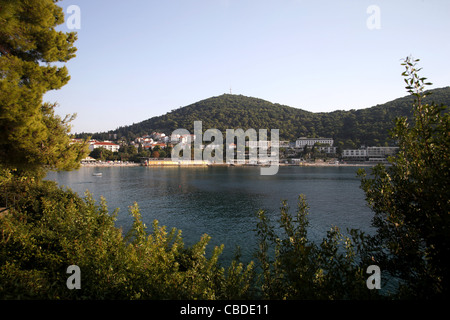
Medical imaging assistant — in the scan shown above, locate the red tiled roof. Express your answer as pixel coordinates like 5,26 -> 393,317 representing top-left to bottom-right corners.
94,142 -> 119,146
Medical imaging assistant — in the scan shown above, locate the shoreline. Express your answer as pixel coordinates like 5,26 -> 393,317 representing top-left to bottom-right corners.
80,161 -> 378,168
80,162 -> 141,167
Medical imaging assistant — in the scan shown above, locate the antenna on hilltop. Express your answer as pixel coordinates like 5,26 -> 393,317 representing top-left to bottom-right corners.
229,86 -> 232,94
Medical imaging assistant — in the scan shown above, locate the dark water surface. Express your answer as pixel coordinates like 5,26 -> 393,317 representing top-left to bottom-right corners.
46,165 -> 374,263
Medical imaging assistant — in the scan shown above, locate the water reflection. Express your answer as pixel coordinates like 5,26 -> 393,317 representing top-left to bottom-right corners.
46,166 -> 374,263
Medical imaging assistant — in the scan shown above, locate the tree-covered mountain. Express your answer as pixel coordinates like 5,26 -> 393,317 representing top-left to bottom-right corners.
84,86 -> 450,148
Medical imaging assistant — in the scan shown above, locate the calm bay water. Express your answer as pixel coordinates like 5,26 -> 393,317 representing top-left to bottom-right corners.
45,165 -> 375,263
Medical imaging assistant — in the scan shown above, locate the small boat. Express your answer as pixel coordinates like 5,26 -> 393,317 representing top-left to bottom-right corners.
92,173 -> 102,176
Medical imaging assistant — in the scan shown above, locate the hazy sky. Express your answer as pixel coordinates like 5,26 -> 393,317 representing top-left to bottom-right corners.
44,0 -> 450,133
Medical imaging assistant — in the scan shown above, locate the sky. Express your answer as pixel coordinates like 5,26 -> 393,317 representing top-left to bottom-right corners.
44,0 -> 450,134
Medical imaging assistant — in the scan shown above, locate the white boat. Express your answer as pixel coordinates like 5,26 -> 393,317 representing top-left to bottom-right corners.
92,173 -> 102,176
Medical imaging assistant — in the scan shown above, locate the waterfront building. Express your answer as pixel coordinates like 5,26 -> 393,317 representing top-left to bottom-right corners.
342,146 -> 399,161
318,146 -> 337,154
342,149 -> 367,159
295,137 -> 334,148
88,141 -> 120,153
367,146 -> 399,161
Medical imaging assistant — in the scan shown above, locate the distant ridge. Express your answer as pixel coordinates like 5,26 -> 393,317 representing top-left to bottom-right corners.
85,87 -> 450,148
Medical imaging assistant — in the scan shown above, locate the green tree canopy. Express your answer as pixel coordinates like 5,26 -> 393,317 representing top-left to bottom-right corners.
89,147 -> 113,161
358,57 -> 450,298
0,0 -> 88,178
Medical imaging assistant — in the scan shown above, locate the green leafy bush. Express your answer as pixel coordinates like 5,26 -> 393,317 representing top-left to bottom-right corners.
255,195 -> 378,300
358,57 -> 450,299
0,179 -> 254,299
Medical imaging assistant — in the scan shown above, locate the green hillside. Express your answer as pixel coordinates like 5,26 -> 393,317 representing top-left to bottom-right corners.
87,86 -> 450,148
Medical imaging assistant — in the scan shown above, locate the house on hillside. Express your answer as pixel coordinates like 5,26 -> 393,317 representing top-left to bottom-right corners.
88,141 -> 120,153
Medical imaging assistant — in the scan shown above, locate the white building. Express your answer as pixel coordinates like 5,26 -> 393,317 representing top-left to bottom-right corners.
151,132 -> 166,141
342,146 -> 399,161
367,147 -> 399,159
246,140 -> 271,150
342,149 -> 367,158
135,136 -> 153,144
295,137 -> 334,148
318,146 -> 337,154
89,141 -> 120,153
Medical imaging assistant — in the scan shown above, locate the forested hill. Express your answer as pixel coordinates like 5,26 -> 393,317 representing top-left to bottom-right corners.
87,86 -> 450,148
